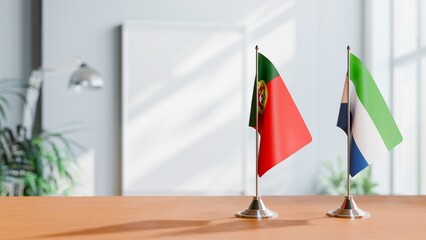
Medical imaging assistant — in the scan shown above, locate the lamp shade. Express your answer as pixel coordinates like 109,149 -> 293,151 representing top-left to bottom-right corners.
69,63 -> 104,90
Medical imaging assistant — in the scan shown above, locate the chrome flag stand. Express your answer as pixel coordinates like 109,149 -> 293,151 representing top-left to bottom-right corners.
236,45 -> 277,219
236,196 -> 277,218
327,46 -> 369,219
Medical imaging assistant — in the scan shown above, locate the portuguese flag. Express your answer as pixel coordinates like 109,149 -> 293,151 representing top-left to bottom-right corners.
249,53 -> 312,177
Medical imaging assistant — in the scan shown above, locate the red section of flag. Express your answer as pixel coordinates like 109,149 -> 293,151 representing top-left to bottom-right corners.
256,76 -> 312,177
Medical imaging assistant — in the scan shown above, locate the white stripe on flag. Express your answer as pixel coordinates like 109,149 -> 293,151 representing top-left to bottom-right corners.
349,80 -> 389,165
340,75 -> 348,104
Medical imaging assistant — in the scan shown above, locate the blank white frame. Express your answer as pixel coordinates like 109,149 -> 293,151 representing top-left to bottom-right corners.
121,21 -> 248,195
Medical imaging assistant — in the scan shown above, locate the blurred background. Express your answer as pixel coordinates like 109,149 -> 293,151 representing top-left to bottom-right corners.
0,0 -> 424,196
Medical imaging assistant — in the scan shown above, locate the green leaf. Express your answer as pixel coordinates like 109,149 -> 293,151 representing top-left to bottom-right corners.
0,105 -> 7,122
24,173 -> 38,194
0,96 -> 11,108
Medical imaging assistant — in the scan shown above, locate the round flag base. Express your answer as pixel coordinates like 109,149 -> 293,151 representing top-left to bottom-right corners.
236,196 -> 278,219
327,195 -> 370,219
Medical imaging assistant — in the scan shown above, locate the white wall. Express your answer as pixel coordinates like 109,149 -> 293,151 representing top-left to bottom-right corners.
0,0 -> 31,127
42,0 -> 363,195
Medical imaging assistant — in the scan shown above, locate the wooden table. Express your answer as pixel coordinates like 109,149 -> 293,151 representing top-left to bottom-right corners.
1,196 -> 425,239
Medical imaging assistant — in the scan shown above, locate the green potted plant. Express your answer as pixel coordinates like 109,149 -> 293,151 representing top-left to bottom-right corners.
0,79 -> 80,196
318,156 -> 378,195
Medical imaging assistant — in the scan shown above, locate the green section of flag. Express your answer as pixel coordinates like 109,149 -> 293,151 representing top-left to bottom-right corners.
350,53 -> 403,150
258,53 -> 279,83
249,53 -> 280,127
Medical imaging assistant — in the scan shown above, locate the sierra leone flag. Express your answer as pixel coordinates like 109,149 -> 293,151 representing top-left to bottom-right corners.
337,53 -> 403,177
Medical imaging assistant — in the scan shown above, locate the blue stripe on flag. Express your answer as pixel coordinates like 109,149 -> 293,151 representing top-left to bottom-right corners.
350,136 -> 369,176
337,103 -> 348,133
337,103 -> 369,176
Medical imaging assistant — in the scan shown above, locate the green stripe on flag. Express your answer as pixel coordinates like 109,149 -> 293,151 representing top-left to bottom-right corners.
350,53 -> 403,150
249,53 -> 281,127
258,53 -> 279,83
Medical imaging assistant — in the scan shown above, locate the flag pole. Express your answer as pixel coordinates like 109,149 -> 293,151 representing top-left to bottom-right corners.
236,45 -> 277,219
346,45 -> 351,198
326,46 -> 369,219
255,45 -> 259,198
